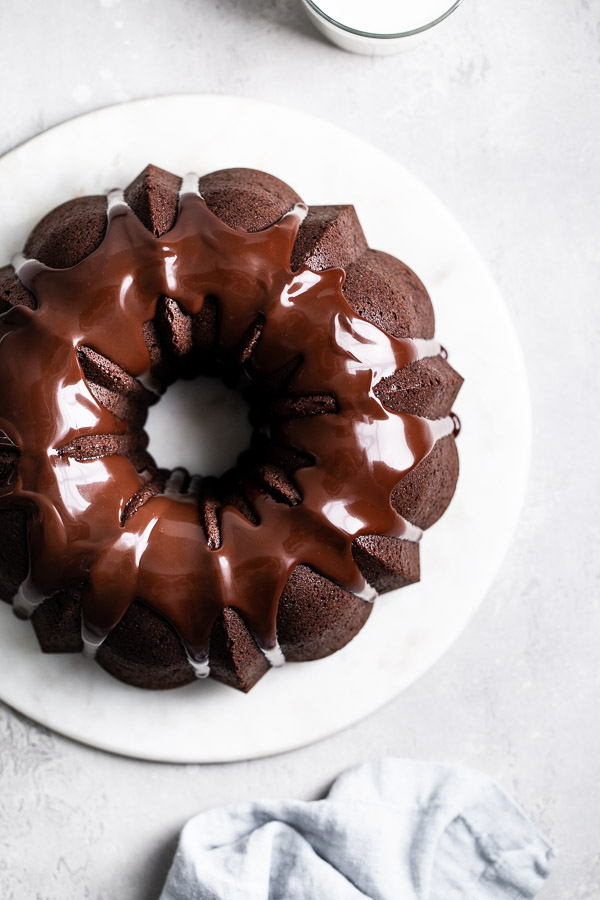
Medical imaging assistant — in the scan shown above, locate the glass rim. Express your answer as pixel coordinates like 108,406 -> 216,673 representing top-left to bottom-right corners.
303,0 -> 465,39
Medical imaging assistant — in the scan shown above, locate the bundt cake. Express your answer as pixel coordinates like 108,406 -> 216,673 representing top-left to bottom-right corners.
0,165 -> 463,692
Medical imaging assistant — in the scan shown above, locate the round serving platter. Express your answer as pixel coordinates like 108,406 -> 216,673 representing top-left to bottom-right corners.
0,95 -> 530,762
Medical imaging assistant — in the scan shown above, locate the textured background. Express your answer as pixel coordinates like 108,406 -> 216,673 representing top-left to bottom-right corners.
0,1 -> 599,897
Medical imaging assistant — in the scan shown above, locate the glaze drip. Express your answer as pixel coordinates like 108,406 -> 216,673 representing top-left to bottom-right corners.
0,178 -> 451,664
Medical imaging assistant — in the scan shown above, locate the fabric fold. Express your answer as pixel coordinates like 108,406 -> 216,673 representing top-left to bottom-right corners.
159,758 -> 555,900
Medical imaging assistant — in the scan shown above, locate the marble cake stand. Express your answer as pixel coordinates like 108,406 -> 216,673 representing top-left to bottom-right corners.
0,95 -> 530,762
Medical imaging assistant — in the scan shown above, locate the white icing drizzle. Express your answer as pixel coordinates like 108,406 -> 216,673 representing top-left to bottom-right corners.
186,652 -> 210,679
10,252 -> 28,277
187,474 -> 203,495
12,580 -> 45,618
164,467 -> 188,495
106,188 -> 127,212
81,623 -> 107,660
389,415 -> 455,545
179,172 -> 201,197
428,415 -> 456,442
259,641 -> 286,668
355,580 -> 378,603
401,519 -> 424,543
285,202 -> 309,226
412,338 -> 442,360
137,370 -> 163,396
10,254 -> 46,286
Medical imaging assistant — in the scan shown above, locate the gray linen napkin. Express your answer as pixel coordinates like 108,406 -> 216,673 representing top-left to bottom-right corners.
159,758 -> 555,900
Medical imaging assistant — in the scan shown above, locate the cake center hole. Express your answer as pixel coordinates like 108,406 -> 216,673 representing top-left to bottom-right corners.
145,374 -> 253,477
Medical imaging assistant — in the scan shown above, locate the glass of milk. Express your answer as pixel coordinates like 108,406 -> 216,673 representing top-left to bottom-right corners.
300,0 -> 465,54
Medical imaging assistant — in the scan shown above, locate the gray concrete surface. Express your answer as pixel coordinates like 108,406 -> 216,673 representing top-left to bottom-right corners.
1,0 -> 599,897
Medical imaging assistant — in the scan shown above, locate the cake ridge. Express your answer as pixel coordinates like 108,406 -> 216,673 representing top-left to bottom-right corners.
0,166 -> 462,690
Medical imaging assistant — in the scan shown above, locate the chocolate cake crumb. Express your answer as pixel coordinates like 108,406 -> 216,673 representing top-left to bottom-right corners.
0,165 -> 462,693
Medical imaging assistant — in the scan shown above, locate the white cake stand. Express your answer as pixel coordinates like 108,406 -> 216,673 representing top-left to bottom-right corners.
0,95 -> 530,762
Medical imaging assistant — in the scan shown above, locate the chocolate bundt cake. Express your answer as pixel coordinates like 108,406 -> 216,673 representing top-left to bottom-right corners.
0,165 -> 462,692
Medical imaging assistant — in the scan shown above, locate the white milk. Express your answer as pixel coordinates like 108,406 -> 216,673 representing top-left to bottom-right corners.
313,0 -> 457,34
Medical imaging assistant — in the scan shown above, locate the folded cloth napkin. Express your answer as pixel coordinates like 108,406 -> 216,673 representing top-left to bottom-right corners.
159,758 -> 555,900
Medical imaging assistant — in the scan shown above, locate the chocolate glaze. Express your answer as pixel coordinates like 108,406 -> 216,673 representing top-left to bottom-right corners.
0,176 -> 453,670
